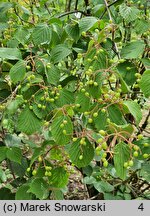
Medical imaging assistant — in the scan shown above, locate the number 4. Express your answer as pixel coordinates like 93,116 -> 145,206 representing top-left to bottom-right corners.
138,203 -> 144,211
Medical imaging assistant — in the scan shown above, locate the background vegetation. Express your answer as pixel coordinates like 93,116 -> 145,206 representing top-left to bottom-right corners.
0,0 -> 150,200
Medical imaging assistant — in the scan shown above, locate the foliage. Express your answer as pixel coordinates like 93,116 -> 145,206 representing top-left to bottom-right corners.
0,0 -> 150,200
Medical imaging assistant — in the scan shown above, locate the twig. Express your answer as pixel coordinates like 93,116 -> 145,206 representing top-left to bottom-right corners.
44,3 -> 51,15
57,10 -> 87,18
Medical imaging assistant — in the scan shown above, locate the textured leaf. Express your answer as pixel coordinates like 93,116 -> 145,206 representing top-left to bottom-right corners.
79,16 -> 98,33
94,181 -> 114,193
119,4 -> 140,23
48,167 -> 68,188
50,44 -> 71,63
16,184 -> 33,200
51,115 -> 73,145
0,48 -> 22,60
75,92 -> 90,112
56,89 -> 75,107
32,24 -> 52,45
7,97 -> 24,114
123,100 -> 142,124
139,70 -> 150,98
108,104 -> 126,125
15,27 -> 30,45
6,147 -> 22,164
46,65 -> 60,85
69,138 -> 94,168
0,147 -> 7,162
17,106 -> 42,135
9,60 -> 26,84
109,123 -> 134,138
121,41 -> 145,59
65,23 -> 80,42
94,110 -> 107,131
114,142 -> 130,180
28,178 -> 49,199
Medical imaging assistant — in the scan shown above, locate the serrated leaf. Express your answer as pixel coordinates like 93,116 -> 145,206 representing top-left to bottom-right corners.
65,23 -> 80,42
56,89 -> 74,107
17,106 -> 42,135
51,115 -> 73,145
15,27 -> 30,45
46,65 -> 60,85
121,41 -> 145,59
50,190 -> 64,200
109,123 -> 134,138
94,110 -> 107,131
28,178 -> 49,199
134,19 -> 150,35
123,100 -> 142,124
79,16 -> 98,33
30,148 -> 43,167
69,138 -> 94,168
108,104 -> 126,125
16,184 -> 33,200
0,48 -> 22,60
75,92 -> 90,112
119,4 -> 139,23
94,181 -> 114,193
0,167 -> 7,182
0,147 -> 7,162
139,70 -> 150,98
48,167 -> 68,188
6,147 -> 22,164
32,24 -> 52,45
10,60 -> 26,84
83,176 -> 96,185
7,97 -> 24,114
50,44 -> 72,63
114,142 -> 130,180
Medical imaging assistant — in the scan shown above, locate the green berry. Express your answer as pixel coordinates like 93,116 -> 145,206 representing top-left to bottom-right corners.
72,137 -> 77,142
63,120 -> 68,124
88,118 -> 93,123
63,129 -> 67,135
93,112 -> 98,117
103,160 -> 108,167
45,166 -> 52,171
143,154 -> 149,159
128,160 -> 134,167
38,104 -> 42,108
137,134 -> 143,140
102,142 -> 108,150
79,155 -> 83,160
26,167 -> 31,172
32,170 -> 37,176
133,145 -> 139,151
99,130 -> 106,136
38,156 -> 42,162
124,162 -> 128,168
85,92 -> 89,97
60,123 -> 64,128
133,151 -> 138,157
143,143 -> 149,147
101,108 -> 106,113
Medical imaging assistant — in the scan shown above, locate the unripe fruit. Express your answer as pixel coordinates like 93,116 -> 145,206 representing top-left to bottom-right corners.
79,155 -> 83,160
143,143 -> 149,147
29,105 -> 33,110
102,152 -> 107,158
137,134 -> 143,140
133,145 -> 139,151
38,104 -> 42,109
81,88 -> 86,93
72,137 -> 77,142
93,112 -> 98,117
133,151 -> 138,157
99,130 -> 106,136
32,169 -> 37,176
45,166 -> 52,171
63,120 -> 68,124
44,121 -> 49,126
124,162 -> 128,168
97,138 -> 103,143
126,67 -> 131,71
103,160 -> 108,167
84,111 -> 89,116
128,160 -> 134,167
85,92 -> 89,97
38,156 -> 42,162
60,123 -> 64,128
102,142 -> 108,150
88,118 -> 93,123
101,108 -> 106,113
143,154 -> 149,159
76,104 -> 80,108
49,98 -> 55,103
26,167 -> 31,172
63,129 -> 67,135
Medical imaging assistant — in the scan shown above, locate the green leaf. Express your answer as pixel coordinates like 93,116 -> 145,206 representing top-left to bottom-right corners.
10,157 -> 28,177
0,48 -> 22,60
94,110 -> 107,131
79,16 -> 98,33
114,142 -> 130,180
7,97 -> 24,114
30,148 -> 43,167
32,24 -> 52,45
75,92 -> 90,112
69,138 -> 94,168
65,23 -> 80,42
17,106 -> 42,135
48,167 -> 68,188
121,41 -> 145,59
117,61 -> 137,86
108,104 -> 126,125
51,190 -> 64,200
139,70 -> 150,98
83,176 -> 96,185
0,147 -> 7,162
56,89 -> 75,107
15,27 -> 30,45
50,44 -> 72,64
123,100 -> 142,125
109,123 -> 134,138
94,181 -> 114,193
16,184 -> 33,200
119,4 -> 140,23
51,115 -> 73,145
28,178 -> 49,199
0,167 -> 7,182
46,65 -> 60,85
10,60 -> 26,84
134,19 -> 150,35
6,147 -> 22,164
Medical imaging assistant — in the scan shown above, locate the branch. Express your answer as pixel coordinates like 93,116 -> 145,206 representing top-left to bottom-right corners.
100,0 -> 120,19
57,10 -> 87,18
